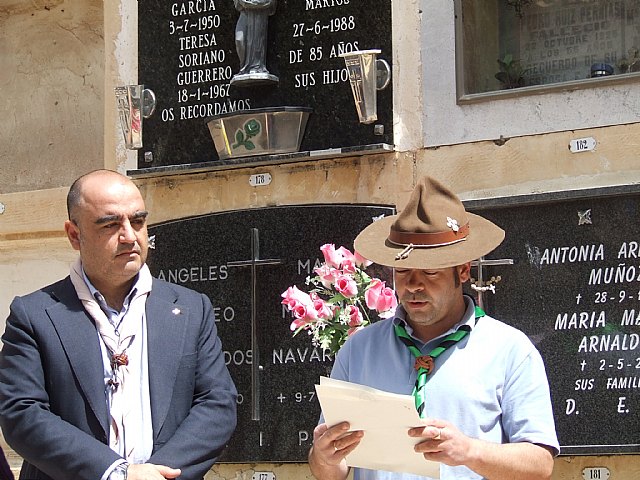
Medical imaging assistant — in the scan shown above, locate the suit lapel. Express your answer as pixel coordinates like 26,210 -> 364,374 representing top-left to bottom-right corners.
48,279 -> 189,441
47,278 -> 109,436
146,281 -> 187,438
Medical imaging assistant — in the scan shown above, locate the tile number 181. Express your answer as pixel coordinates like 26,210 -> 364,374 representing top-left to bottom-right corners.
582,467 -> 610,480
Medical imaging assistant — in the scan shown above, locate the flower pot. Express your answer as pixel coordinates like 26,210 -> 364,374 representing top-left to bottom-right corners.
205,106 -> 312,160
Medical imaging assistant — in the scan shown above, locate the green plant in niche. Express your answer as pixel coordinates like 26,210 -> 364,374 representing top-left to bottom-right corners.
495,53 -> 529,89
232,118 -> 261,150
506,0 -> 533,18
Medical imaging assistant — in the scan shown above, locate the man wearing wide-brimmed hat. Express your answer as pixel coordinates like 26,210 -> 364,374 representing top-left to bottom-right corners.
308,177 -> 559,480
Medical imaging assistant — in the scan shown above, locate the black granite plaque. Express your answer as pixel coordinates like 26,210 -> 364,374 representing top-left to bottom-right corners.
465,186 -> 640,455
138,0 -> 393,169
147,204 -> 394,462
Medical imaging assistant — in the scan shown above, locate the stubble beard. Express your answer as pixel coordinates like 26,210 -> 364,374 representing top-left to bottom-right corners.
401,295 -> 439,327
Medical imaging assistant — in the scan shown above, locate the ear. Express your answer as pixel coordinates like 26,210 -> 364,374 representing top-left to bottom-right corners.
457,262 -> 472,283
64,220 -> 81,251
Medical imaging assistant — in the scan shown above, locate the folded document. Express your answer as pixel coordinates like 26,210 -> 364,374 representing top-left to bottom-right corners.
315,377 -> 440,478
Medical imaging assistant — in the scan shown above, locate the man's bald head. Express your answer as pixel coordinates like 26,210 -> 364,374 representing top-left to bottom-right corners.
67,170 -> 138,222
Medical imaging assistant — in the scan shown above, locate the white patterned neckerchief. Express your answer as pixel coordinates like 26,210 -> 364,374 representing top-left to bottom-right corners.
69,258 -> 153,462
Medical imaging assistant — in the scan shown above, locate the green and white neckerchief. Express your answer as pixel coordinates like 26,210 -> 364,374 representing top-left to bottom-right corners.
394,305 -> 485,418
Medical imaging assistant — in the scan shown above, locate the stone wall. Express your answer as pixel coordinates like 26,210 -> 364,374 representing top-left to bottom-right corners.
0,0 -> 104,193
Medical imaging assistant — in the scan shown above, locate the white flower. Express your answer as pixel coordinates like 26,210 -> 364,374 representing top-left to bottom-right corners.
446,216 -> 459,232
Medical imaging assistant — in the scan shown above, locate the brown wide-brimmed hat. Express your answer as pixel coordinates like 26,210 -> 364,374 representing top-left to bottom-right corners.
354,176 -> 505,269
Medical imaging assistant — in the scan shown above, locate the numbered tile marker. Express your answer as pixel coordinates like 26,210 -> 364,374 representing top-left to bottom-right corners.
582,467 -> 610,480
250,173 -> 273,187
570,137 -> 597,153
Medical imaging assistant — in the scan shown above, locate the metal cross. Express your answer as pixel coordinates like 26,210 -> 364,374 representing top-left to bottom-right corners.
470,256 -> 514,310
227,228 -> 283,421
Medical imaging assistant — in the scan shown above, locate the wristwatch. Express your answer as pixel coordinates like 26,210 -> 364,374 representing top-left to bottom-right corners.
111,462 -> 128,480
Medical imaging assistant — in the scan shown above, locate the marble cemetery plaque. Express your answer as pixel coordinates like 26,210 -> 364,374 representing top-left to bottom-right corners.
146,204 -> 394,462
138,0 -> 393,168
515,0 -> 640,85
465,187 -> 640,455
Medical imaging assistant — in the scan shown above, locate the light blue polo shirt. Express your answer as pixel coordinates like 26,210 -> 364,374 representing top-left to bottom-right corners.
330,296 -> 559,480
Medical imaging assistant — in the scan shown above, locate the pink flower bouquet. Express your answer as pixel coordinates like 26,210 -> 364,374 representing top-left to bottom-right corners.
281,244 -> 397,355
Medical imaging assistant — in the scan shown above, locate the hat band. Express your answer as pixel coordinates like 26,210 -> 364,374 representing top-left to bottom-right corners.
388,222 -> 470,247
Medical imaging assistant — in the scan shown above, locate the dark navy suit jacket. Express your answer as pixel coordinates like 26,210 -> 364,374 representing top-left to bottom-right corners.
0,276 -> 237,480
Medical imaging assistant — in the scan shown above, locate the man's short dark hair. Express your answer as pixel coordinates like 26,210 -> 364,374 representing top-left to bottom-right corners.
66,176 -> 84,221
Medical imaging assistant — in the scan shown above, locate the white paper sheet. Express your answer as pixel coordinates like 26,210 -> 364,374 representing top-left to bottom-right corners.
315,377 -> 440,478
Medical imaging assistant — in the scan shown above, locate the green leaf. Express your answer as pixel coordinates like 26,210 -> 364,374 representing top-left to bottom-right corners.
245,141 -> 255,150
330,332 -> 342,354
329,293 -> 346,303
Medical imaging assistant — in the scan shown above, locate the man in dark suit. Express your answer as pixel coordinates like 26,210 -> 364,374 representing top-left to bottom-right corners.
0,170 -> 237,480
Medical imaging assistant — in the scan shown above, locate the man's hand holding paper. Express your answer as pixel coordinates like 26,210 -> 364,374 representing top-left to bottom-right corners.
410,420 -> 470,466
314,377 -> 441,478
313,422 -> 364,462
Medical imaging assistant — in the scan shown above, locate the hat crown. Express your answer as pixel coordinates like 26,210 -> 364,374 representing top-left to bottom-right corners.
393,177 -> 468,237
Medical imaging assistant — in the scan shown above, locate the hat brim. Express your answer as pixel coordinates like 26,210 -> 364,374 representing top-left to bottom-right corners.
354,213 -> 505,269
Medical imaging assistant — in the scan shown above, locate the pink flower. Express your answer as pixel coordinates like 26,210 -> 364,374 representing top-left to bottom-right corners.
319,245 -> 361,273
346,305 -> 363,327
354,251 -> 372,268
282,286 -> 320,325
292,302 -> 317,321
337,247 -> 356,272
281,286 -> 312,311
337,246 -> 355,262
320,243 -> 344,268
312,297 -> 333,320
340,259 -> 357,274
365,279 -> 398,318
314,264 -> 340,288
290,318 -> 311,331
364,279 -> 384,309
335,275 -> 358,298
